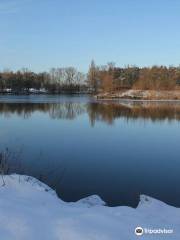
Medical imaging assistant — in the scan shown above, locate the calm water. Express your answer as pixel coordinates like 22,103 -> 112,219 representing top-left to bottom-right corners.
1,95 -> 180,207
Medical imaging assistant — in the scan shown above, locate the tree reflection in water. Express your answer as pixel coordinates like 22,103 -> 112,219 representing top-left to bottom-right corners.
0,101 -> 180,125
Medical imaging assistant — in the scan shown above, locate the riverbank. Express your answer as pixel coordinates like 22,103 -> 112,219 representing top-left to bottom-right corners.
0,174 -> 179,239
96,90 -> 180,100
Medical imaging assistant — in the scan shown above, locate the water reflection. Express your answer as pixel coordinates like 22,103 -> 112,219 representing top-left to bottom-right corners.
1,99 -> 180,207
1,102 -> 180,124
0,103 -> 86,120
88,102 -> 180,125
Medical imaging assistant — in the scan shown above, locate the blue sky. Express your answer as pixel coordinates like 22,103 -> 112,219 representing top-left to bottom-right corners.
0,0 -> 180,72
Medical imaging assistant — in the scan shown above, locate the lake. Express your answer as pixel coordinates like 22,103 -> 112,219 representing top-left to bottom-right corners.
0,94 -> 180,207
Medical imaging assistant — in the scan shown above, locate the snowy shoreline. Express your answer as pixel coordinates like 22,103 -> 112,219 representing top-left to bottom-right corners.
0,174 -> 179,240
96,89 -> 180,101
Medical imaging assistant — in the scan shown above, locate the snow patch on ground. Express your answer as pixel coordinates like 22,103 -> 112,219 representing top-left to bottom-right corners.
96,90 -> 180,100
0,174 -> 179,240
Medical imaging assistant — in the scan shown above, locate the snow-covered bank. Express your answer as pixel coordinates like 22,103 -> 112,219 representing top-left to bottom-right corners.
96,90 -> 180,100
0,175 -> 179,240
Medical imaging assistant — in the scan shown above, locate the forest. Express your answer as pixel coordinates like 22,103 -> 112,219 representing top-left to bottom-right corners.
1,62 -> 180,94
0,67 -> 87,93
88,61 -> 180,93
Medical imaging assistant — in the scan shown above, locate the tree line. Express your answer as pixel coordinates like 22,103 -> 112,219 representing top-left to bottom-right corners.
1,62 -> 180,94
0,67 -> 87,93
88,61 -> 180,92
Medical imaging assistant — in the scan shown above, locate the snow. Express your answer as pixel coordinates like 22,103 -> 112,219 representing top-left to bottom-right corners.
29,88 -> 47,93
97,90 -> 180,101
120,90 -> 150,98
4,89 -> 12,93
0,174 -> 179,240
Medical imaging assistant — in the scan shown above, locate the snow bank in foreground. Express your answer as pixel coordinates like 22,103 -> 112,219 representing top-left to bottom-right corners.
0,175 -> 179,240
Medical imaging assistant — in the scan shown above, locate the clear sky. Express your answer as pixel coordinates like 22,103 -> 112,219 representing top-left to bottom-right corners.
0,0 -> 180,72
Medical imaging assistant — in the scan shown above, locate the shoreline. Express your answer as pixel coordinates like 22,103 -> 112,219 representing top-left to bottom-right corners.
0,174 -> 180,239
95,89 -> 180,101
96,98 -> 180,102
